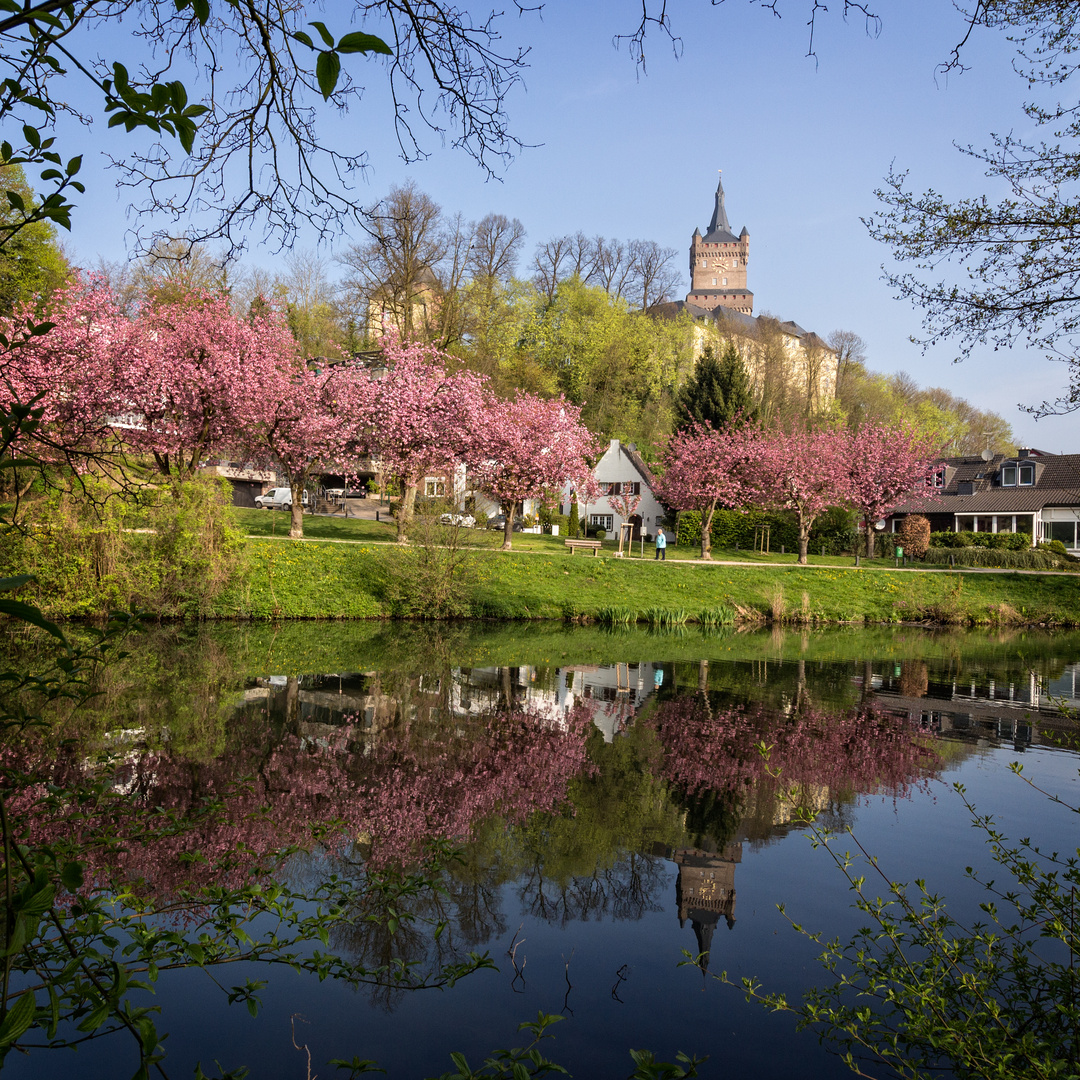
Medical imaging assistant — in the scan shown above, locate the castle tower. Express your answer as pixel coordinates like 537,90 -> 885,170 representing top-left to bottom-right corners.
686,172 -> 753,316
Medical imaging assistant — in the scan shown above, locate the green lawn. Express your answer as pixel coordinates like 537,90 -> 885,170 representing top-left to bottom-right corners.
214,532 -> 1080,626
235,510 -> 1069,576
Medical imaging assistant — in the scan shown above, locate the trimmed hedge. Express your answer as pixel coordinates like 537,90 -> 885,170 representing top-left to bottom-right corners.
930,530 -> 1030,550
922,546 -> 1065,570
676,507 -> 858,555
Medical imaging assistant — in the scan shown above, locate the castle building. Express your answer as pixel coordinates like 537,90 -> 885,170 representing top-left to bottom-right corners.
651,170 -> 838,415
686,173 -> 753,315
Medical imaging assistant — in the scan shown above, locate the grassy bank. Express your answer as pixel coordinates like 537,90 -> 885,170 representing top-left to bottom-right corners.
212,533 -> 1080,626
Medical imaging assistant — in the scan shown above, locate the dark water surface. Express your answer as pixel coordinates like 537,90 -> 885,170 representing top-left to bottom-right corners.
7,623 -> 1080,1079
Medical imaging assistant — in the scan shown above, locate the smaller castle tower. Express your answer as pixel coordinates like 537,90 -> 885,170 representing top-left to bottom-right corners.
686,172 -> 753,316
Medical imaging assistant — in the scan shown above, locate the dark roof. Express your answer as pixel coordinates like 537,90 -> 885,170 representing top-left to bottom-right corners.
624,443 -> 656,488
893,451 -> 1080,515
651,301 -> 822,342
702,174 -> 743,244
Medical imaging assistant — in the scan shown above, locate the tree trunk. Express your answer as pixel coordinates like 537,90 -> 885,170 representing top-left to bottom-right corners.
866,522 -> 876,559
289,480 -> 305,539
797,514 -> 811,565
503,505 -> 515,550
701,505 -> 715,561
397,482 -> 418,542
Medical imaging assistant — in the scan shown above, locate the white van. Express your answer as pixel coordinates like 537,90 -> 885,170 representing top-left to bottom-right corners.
254,487 -> 309,510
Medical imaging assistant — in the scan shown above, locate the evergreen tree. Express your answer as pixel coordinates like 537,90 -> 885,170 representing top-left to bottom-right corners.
568,494 -> 580,539
674,341 -> 757,432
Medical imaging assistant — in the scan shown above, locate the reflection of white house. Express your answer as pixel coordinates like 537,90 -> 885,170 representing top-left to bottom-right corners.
568,439 -> 666,540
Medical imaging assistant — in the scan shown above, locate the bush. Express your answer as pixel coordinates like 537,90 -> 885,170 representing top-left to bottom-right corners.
593,528 -> 607,541
383,511 -> 478,618
676,509 -> 799,552
568,500 -> 580,539
930,530 -> 1031,551
897,515 -> 931,558
5,476 -> 245,617
1041,538 -> 1069,558
923,546 -> 1065,570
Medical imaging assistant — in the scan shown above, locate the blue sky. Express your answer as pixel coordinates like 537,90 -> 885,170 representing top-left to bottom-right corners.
64,2 -> 1074,450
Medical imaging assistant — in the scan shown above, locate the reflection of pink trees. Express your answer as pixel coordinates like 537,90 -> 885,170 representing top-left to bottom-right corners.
14,702 -> 594,895
648,698 -> 938,801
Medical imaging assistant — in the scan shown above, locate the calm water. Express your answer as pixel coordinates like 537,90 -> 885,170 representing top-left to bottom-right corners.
6,623 -> 1080,1079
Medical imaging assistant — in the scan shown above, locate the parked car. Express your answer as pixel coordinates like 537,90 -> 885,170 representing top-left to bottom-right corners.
486,514 -> 522,531
255,487 -> 309,510
439,513 -> 477,528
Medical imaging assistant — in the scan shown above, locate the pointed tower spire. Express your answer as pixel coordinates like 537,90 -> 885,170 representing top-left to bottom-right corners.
707,170 -> 732,236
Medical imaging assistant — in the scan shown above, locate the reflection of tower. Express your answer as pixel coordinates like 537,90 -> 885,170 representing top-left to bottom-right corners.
674,845 -> 741,973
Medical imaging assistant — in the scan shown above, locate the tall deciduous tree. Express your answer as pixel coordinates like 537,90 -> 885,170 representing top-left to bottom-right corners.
865,5 -> 1080,415
341,182 -> 449,342
115,293 -> 294,480
248,362 -> 374,539
364,338 -> 487,543
0,279 -> 133,507
469,213 -> 527,283
0,165 -> 69,314
468,393 -> 597,550
845,423 -> 938,558
653,422 -> 760,561
754,426 -> 850,564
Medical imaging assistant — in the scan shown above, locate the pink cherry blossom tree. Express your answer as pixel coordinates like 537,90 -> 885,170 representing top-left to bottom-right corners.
845,423 -> 940,558
114,294 -> 296,480
652,422 -> 760,560
362,337 -> 487,542
753,426 -> 851,564
608,488 -> 643,526
468,393 -> 598,550
0,279 -> 134,493
243,361 -> 376,539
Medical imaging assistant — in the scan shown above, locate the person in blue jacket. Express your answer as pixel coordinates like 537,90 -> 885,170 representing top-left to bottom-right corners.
655,527 -> 667,561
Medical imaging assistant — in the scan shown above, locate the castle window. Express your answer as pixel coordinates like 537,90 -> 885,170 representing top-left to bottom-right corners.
722,277 -> 728,286
712,278 -> 717,286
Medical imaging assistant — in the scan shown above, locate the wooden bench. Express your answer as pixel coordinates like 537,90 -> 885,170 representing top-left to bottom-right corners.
564,538 -> 602,556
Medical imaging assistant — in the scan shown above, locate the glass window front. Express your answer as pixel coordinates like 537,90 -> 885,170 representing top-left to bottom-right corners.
1019,463 -> 1035,485
1001,465 -> 1016,486
1047,520 -> 1077,547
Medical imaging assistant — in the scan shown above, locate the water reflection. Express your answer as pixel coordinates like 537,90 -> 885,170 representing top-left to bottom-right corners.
5,623 -> 1080,1078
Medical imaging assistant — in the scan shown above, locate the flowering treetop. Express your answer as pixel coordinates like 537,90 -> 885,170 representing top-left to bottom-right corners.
0,278 -> 135,471
652,421 -> 760,559
115,293 -> 297,479
469,392 -> 598,549
845,422 -> 939,556
363,336 -> 488,488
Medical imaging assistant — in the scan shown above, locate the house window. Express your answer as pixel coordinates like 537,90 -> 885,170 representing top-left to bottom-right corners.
1001,465 -> 1016,486
589,514 -> 613,532
1047,520 -> 1077,547
1019,463 -> 1035,485
626,481 -> 640,496
424,479 -> 445,498
927,467 -> 945,488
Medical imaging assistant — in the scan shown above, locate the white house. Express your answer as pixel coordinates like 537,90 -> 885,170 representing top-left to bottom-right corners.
569,439 -> 666,540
